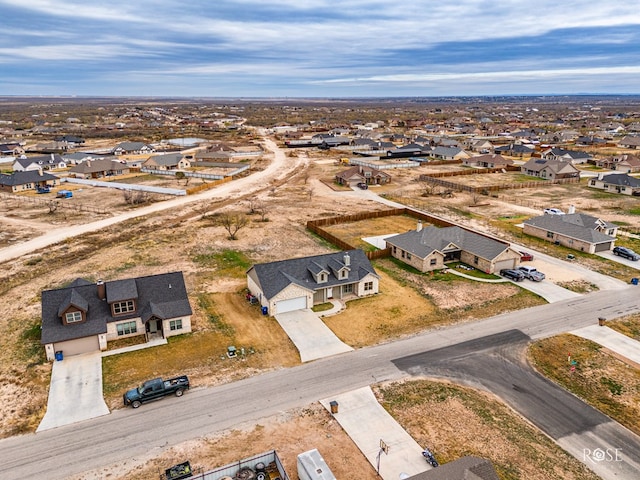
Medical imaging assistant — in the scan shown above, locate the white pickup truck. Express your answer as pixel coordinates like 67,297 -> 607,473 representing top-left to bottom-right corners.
518,266 -> 545,282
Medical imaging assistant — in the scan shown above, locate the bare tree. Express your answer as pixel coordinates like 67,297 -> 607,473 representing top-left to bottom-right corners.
123,190 -> 149,205
254,200 -> 269,222
219,212 -> 248,240
48,200 -> 59,214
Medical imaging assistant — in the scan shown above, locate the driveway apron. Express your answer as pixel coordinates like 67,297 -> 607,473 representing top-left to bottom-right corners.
275,309 -> 353,362
37,352 -> 109,432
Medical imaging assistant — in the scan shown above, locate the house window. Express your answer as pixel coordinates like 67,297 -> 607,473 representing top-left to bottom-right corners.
430,258 -> 437,266
406,253 -> 412,260
392,246 -> 396,254
546,231 -> 554,239
474,256 -> 479,265
116,321 -> 137,336
364,281 -> 373,291
401,250 -> 405,258
341,270 -> 348,279
65,311 -> 83,323
113,300 -> 135,315
343,284 -> 353,294
608,229 -> 615,235
319,273 -> 326,282
169,319 -> 183,331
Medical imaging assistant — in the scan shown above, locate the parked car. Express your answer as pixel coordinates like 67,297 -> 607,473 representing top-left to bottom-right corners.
519,251 -> 534,262
356,182 -> 368,190
56,189 -> 73,198
123,375 -> 189,408
500,268 -> 525,281
518,265 -> 545,281
36,186 -> 50,194
613,246 -> 640,261
543,208 -> 564,215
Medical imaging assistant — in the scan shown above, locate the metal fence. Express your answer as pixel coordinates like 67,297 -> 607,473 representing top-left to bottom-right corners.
0,191 -> 108,214
64,177 -> 186,196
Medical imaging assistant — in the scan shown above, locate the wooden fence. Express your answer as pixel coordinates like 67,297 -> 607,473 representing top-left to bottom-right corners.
0,192 -> 108,214
418,174 -> 579,194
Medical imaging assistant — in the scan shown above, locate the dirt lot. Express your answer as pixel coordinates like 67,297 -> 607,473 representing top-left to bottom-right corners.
0,145 -> 636,479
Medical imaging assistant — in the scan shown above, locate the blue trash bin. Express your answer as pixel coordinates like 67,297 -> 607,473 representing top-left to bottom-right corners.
632,278 -> 639,286
261,306 -> 268,315
55,351 -> 63,361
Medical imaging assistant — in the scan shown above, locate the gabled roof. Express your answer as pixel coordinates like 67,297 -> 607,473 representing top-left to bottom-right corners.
521,158 -> 578,174
407,456 -> 499,480
598,173 -> 640,187
0,170 -> 58,186
335,165 -> 390,181
386,226 -> 511,261
248,250 -> 378,301
523,213 -> 616,244
112,141 -> 151,152
14,154 -> 65,168
472,153 -> 513,166
69,158 -> 127,174
145,152 -> 185,166
41,271 -> 192,344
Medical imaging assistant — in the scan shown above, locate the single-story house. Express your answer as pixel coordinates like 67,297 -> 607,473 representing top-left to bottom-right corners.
335,165 -> 391,186
0,169 -> 60,193
588,173 -> 640,196
40,271 -> 192,361
111,141 -> 155,155
429,146 -> 470,161
618,135 -> 640,149
596,154 -> 640,173
0,143 -> 25,156
523,213 -> 617,253
541,147 -> 591,164
385,223 -> 521,274
68,158 -> 130,179
143,152 -> 192,170
520,158 -> 580,180
463,154 -> 513,168
12,154 -> 67,172
54,135 -> 85,146
494,143 -> 535,158
246,250 -> 379,315
386,143 -> 431,158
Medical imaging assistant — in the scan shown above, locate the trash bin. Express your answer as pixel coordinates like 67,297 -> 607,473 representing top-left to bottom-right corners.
598,317 -> 606,327
261,306 -> 268,315
330,400 -> 339,414
632,278 -> 639,286
55,351 -> 63,361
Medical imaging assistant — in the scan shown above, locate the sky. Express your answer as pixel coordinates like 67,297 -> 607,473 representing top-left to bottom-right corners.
2,0 -> 640,98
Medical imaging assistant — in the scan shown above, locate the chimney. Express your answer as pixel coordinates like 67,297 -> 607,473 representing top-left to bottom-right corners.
343,252 -> 350,266
38,167 -> 43,176
597,173 -> 603,180
417,221 -> 423,232
96,280 -> 106,300
568,204 -> 576,214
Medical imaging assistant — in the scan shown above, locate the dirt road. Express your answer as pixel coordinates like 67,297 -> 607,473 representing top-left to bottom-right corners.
0,137 -> 303,264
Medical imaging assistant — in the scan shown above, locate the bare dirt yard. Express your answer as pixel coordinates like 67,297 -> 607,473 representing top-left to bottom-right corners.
0,147 -> 634,479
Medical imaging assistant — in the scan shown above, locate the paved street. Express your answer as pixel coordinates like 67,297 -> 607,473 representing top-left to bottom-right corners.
0,287 -> 638,480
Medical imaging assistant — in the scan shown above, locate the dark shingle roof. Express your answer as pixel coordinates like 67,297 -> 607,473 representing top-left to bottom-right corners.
0,170 -> 58,186
599,173 -> 640,187
407,456 -> 499,480
523,213 -> 616,244
41,271 -> 192,344
386,226 -> 511,261
248,250 -> 378,301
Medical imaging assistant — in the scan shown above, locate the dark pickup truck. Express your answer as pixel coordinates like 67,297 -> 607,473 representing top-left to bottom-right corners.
123,375 -> 189,408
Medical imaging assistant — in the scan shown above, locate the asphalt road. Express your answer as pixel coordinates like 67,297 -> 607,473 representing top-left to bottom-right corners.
1,287 -> 638,479
393,329 -> 640,479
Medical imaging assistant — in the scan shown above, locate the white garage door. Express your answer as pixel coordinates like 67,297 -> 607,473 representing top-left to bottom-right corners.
494,259 -> 517,272
276,296 -> 307,314
54,336 -> 100,357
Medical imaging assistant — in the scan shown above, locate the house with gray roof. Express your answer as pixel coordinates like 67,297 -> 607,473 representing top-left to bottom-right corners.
523,212 -> 617,253
12,153 -> 67,172
68,158 -> 130,179
111,141 -> 155,155
246,250 -> 379,315
428,146 -> 470,161
335,165 -> 391,186
143,152 -> 191,171
541,147 -> 591,164
618,135 -> 640,149
463,153 -> 513,168
520,158 -> 580,180
40,271 -> 192,361
385,223 -> 521,274
588,173 -> 640,196
0,169 -> 60,193
407,456 -> 499,480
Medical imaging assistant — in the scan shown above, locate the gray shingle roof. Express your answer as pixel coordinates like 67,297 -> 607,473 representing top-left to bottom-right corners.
600,173 -> 640,187
0,170 -> 58,186
41,271 -> 192,344
386,226 -> 511,261
523,213 -> 616,244
248,250 -> 378,301
407,456 -> 499,480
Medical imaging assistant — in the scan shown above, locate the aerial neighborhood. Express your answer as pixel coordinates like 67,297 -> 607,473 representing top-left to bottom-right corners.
1,97 -> 640,480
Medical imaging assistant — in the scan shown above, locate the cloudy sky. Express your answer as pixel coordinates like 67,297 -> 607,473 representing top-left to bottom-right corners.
2,0 -> 640,97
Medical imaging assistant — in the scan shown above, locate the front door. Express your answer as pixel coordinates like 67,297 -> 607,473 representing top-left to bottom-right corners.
327,287 -> 333,299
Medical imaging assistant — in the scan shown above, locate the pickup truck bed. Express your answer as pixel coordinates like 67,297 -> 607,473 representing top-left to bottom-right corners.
123,375 -> 190,408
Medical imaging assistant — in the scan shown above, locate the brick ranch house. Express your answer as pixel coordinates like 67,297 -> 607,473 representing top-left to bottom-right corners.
385,223 -> 521,274
246,250 -> 379,315
41,271 -> 192,361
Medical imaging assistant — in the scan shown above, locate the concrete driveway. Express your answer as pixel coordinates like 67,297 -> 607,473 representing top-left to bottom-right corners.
320,387 -> 430,480
274,309 -> 353,362
37,352 -> 109,432
597,250 -> 640,272
571,325 -> 640,364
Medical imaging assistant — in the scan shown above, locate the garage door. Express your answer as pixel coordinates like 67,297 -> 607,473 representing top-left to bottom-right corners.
494,259 -> 517,272
276,296 -> 307,314
594,242 -> 612,253
54,336 -> 100,357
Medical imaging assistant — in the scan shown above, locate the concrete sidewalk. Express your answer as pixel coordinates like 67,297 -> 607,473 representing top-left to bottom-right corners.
320,387 -> 430,480
571,324 -> 640,365
37,352 -> 109,432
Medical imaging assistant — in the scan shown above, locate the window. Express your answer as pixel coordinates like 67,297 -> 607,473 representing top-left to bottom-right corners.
364,281 -> 374,291
430,258 -> 437,266
392,246 -> 396,254
406,253 -> 412,260
116,321 -> 137,336
65,311 -> 83,323
341,270 -> 348,279
546,231 -> 554,239
343,284 -> 353,294
169,319 -> 183,331
474,256 -> 479,265
113,300 -> 135,315
319,273 -> 326,282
